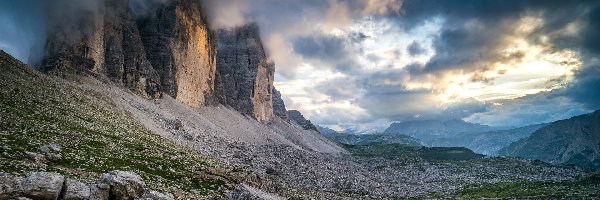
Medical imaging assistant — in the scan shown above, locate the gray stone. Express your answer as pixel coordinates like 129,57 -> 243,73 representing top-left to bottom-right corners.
89,183 -> 110,200
47,143 -> 61,152
21,172 -> 64,200
39,146 -> 51,154
24,152 -> 45,163
0,173 -> 22,199
44,153 -> 62,163
136,190 -> 175,200
63,178 -> 90,200
98,171 -> 146,200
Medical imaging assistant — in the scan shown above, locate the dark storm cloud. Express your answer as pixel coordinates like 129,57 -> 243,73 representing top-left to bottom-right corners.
559,65 -> 600,110
0,0 -> 44,63
407,41 -> 425,56
582,6 -> 600,54
293,35 -> 348,61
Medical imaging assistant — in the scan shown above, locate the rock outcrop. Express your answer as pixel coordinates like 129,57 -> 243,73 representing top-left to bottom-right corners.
137,0 -> 218,107
21,172 -> 64,200
41,0 -> 160,99
288,110 -> 318,132
0,171 -> 173,200
272,88 -> 288,120
215,23 -> 275,123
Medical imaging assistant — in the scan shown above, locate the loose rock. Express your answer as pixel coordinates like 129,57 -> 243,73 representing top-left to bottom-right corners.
63,178 -> 91,200
21,172 -> 64,200
136,190 -> 175,200
98,171 -> 146,200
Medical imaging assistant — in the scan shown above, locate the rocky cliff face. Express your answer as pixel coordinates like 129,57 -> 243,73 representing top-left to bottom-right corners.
215,23 -> 275,123
288,110 -> 318,132
137,0 -> 218,107
272,87 -> 287,120
41,0 -> 160,99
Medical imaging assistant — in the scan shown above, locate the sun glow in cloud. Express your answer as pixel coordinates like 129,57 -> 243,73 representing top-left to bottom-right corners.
435,16 -> 582,104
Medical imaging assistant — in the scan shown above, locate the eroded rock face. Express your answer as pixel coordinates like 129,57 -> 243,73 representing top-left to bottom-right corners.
137,0 -> 218,107
41,0 -> 160,99
216,23 -> 275,123
272,88 -> 287,120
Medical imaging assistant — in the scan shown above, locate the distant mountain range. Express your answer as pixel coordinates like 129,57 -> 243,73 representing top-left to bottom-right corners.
317,126 -> 424,146
368,119 -> 544,156
499,110 -> 600,169
384,119 -> 499,140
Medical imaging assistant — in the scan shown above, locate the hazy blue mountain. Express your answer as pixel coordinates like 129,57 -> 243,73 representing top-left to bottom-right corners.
317,126 -> 424,146
499,110 -> 600,169
383,119 -> 500,145
426,123 -> 547,155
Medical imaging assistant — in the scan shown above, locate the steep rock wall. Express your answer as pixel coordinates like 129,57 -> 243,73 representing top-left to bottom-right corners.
215,23 -> 274,123
137,0 -> 217,108
41,0 -> 160,98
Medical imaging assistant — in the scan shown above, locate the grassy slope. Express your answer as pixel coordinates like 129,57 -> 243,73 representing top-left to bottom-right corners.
344,143 -> 484,161
0,51 -> 240,198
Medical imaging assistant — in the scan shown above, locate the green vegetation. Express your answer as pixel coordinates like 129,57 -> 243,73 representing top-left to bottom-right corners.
344,143 -> 484,161
0,51 -> 236,198
430,174 -> 600,199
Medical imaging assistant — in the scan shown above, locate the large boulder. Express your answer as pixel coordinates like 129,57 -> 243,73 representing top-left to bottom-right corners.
98,171 -> 146,200
0,173 -> 23,199
136,190 -> 175,200
21,172 -> 64,200
63,178 -> 91,200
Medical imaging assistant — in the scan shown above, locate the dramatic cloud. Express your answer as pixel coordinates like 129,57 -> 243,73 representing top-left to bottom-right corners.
1,0 -> 598,132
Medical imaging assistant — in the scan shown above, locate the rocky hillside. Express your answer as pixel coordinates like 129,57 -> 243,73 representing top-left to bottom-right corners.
0,50 -> 241,199
215,23 -> 275,123
499,110 -> 600,169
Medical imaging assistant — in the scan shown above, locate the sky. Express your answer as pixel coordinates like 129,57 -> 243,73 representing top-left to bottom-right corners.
1,0 -> 599,132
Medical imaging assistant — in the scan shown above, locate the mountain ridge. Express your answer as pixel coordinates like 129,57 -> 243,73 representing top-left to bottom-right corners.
499,110 -> 600,169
